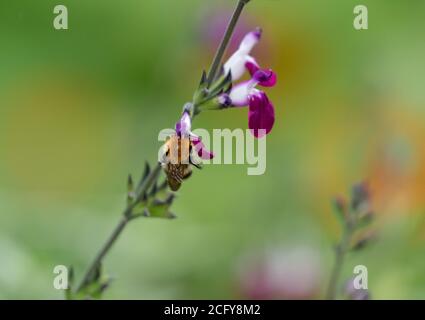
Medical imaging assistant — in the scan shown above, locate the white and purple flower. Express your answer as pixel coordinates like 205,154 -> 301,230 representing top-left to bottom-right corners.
175,110 -> 214,160
222,29 -> 277,138
162,25 -> 277,190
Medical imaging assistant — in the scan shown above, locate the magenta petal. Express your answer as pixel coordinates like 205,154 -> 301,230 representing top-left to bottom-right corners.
248,91 -> 275,138
198,148 -> 214,160
253,69 -> 277,87
192,137 -> 215,160
245,60 -> 260,77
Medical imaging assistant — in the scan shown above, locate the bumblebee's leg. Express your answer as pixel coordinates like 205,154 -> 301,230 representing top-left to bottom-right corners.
189,150 -> 203,170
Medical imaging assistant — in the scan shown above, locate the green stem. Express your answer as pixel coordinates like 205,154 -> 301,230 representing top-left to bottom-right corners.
326,223 -> 354,300
76,215 -> 129,293
206,0 -> 251,87
76,164 -> 161,293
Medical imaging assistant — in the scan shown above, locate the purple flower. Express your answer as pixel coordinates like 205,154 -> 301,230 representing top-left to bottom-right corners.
221,29 -> 277,139
248,91 -> 275,138
252,69 -> 277,87
229,69 -> 277,106
237,247 -> 322,300
227,69 -> 276,138
175,111 -> 214,160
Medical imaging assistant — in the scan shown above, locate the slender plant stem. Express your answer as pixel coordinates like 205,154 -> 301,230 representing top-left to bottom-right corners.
326,223 -> 354,300
76,215 -> 129,292
133,163 -> 162,205
76,164 -> 161,292
75,0 -> 250,296
206,0 -> 251,86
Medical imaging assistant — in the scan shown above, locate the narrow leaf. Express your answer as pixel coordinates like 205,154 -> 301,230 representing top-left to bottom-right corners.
199,70 -> 207,86
138,162 -> 151,189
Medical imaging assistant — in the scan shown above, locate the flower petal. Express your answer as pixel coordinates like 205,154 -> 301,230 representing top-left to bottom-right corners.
175,111 -> 191,136
253,69 -> 277,87
229,80 -> 256,107
248,90 -> 275,138
223,52 -> 248,81
245,56 -> 260,76
218,93 -> 232,107
223,28 -> 262,81
239,28 -> 262,54
191,137 -> 214,160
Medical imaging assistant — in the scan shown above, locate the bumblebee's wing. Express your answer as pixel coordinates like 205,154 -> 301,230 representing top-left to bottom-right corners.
182,165 -> 192,180
166,164 -> 183,191
167,164 -> 191,191
168,177 -> 181,191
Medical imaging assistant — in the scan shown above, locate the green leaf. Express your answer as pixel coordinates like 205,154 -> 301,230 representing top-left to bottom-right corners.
199,70 -> 207,86
90,277 -> 113,299
138,162 -> 151,188
208,71 -> 232,98
356,211 -> 374,229
149,182 -> 158,197
350,231 -> 376,251
127,174 -> 134,192
75,263 -> 112,300
332,195 -> 348,225
127,174 -> 135,205
146,194 -> 176,219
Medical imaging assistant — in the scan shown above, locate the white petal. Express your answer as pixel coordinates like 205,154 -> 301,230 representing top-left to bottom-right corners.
229,80 -> 257,106
239,28 -> 262,54
223,30 -> 261,82
223,52 -> 247,81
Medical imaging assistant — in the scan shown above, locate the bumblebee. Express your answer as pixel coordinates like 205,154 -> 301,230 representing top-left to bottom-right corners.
161,134 -> 200,191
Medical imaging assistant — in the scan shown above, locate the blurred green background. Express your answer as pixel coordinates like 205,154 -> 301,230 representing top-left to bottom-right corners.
1,0 -> 425,299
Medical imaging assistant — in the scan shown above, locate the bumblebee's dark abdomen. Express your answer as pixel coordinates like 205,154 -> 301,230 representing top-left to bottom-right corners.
167,164 -> 191,191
